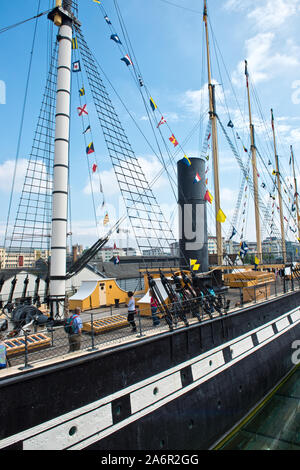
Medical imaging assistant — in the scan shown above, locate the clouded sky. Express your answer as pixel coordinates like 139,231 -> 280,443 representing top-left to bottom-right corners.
1,0 -> 300,251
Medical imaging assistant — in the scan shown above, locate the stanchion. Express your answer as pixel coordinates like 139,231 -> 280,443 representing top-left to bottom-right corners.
88,311 -> 98,351
19,330 -> 34,371
136,308 -> 145,338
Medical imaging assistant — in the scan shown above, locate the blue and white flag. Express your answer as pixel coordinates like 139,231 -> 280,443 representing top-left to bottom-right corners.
239,241 -> 248,259
229,227 -> 237,240
72,60 -> 81,72
110,34 -> 122,44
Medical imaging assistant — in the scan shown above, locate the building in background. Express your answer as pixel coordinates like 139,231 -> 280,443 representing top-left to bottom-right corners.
0,247 -> 50,269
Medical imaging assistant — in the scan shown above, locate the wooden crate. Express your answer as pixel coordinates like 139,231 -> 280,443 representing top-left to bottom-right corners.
243,283 -> 271,303
4,333 -> 51,358
82,314 -> 128,334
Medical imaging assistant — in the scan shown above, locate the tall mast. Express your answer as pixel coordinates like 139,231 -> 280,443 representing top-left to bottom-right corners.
48,0 -> 74,316
271,109 -> 287,264
290,145 -> 300,241
203,0 -> 222,266
244,61 -> 262,261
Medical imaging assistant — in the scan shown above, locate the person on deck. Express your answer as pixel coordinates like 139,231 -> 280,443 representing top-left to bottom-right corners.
68,307 -> 83,353
0,334 -> 8,369
150,290 -> 160,327
127,291 -> 137,333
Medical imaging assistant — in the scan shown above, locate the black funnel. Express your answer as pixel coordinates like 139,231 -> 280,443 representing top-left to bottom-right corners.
178,158 -> 208,272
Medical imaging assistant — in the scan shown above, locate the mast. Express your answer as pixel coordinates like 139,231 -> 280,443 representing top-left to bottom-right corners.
203,0 -> 222,266
48,0 -> 74,316
271,109 -> 287,264
290,145 -> 300,241
245,61 -> 262,262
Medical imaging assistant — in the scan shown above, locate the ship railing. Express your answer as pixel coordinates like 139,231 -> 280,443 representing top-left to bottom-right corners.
1,275 -> 300,372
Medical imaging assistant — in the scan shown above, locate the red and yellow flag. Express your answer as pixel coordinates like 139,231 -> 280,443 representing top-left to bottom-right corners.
169,134 -> 179,147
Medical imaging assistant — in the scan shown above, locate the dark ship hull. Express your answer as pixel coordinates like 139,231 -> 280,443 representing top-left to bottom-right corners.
0,290 -> 299,450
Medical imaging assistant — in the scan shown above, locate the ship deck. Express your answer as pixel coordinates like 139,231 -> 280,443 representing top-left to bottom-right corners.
0,276 -> 297,378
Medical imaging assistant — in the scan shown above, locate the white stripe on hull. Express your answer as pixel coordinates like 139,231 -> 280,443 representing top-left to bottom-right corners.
1,306 -> 299,450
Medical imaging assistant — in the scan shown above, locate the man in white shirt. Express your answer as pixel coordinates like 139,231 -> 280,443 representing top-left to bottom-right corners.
127,291 -> 137,333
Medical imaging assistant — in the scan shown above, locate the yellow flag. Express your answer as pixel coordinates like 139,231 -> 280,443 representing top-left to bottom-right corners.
103,212 -> 109,226
190,259 -> 200,271
255,256 -> 260,265
216,209 -> 226,223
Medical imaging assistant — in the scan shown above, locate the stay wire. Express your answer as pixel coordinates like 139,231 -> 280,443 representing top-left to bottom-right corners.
4,0 -> 42,250
0,9 -> 51,35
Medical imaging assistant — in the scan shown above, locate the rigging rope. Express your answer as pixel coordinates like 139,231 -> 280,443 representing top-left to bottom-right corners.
0,9 -> 51,35
4,0 -> 43,251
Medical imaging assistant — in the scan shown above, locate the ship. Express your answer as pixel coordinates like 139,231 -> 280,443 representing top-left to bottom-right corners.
0,0 -> 300,451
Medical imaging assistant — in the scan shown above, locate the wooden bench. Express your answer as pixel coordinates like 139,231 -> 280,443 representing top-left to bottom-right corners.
4,333 -> 51,358
83,314 -> 128,334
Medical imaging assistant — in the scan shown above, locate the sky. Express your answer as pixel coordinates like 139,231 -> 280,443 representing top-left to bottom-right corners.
1,0 -> 300,252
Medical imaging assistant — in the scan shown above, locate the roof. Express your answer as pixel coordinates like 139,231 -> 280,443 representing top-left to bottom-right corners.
89,261 -> 142,280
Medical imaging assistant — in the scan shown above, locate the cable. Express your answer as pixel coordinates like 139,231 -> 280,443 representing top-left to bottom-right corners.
154,0 -> 203,15
0,9 -> 51,35
4,0 -> 42,250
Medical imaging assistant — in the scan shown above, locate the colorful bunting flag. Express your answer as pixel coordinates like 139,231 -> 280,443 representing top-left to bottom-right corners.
138,76 -> 144,87
157,116 -> 166,128
217,209 -> 226,223
227,120 -> 234,128
104,15 -> 111,24
193,173 -> 201,184
271,109 -> 274,130
72,37 -> 78,50
121,54 -> 133,66
245,60 -> 249,87
207,132 -> 211,141
103,212 -> 109,226
239,241 -> 248,259
190,259 -> 200,272
92,163 -> 97,173
79,87 -> 85,97
182,155 -> 191,167
72,61 -> 81,72
83,125 -> 91,134
110,34 -> 122,44
86,142 -> 95,155
77,104 -> 88,116
150,97 -> 157,112
169,134 -> 178,147
229,227 -> 237,240
204,190 -> 213,204
114,256 -> 120,265
93,0 -> 101,3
